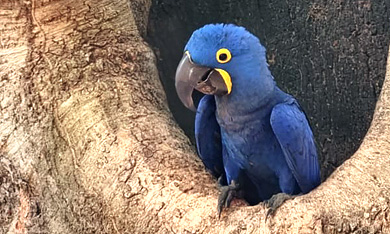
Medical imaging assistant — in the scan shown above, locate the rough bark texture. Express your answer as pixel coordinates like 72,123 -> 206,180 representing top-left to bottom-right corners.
0,0 -> 390,233
147,0 -> 390,179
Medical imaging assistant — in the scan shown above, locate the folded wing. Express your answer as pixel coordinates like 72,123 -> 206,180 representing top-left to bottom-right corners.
270,100 -> 321,193
195,95 -> 224,180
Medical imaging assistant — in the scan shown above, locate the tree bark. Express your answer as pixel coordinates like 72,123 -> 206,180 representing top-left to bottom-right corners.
0,0 -> 389,233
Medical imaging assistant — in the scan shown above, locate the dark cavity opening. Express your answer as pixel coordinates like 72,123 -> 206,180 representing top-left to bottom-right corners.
147,0 -> 390,180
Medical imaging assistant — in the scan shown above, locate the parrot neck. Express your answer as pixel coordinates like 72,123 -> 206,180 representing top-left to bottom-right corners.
215,69 -> 276,114
215,81 -> 276,118
215,85 -> 290,129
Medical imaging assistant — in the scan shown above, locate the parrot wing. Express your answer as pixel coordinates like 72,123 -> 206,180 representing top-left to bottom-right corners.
270,99 -> 321,193
195,95 -> 224,179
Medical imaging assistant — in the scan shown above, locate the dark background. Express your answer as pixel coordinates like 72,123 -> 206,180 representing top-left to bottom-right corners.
147,0 -> 390,180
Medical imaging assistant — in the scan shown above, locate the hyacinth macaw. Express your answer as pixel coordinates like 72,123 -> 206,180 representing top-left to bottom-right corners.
175,24 -> 320,216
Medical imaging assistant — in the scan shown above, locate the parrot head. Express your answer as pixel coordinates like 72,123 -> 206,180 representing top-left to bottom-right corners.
175,24 -> 275,111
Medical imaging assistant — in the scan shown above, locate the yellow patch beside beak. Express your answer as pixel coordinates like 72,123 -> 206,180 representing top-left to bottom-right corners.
215,68 -> 232,94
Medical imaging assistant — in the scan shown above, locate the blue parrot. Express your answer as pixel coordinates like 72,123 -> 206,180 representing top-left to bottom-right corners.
175,24 -> 320,216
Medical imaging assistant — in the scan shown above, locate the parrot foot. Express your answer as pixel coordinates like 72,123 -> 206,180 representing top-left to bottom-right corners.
217,180 -> 239,218
264,193 -> 295,220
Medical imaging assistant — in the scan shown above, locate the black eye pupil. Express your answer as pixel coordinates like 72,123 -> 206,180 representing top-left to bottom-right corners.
219,53 -> 228,61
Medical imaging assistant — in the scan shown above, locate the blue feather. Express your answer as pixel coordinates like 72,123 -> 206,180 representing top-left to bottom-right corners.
195,95 -> 224,179
270,99 -> 321,193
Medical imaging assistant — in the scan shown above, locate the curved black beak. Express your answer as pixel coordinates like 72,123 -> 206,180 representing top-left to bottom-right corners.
175,52 -> 232,111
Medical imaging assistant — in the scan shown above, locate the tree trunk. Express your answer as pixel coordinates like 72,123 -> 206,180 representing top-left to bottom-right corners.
0,0 -> 389,233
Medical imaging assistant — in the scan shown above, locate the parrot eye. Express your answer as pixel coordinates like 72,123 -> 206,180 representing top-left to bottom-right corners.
216,48 -> 232,64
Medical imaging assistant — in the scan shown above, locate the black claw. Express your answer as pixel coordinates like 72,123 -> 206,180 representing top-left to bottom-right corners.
217,186 -> 230,217
265,206 -> 275,221
264,193 -> 295,221
225,190 -> 234,207
217,180 -> 239,218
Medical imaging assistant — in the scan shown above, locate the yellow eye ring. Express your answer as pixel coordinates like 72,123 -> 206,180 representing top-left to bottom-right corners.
216,48 -> 232,64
